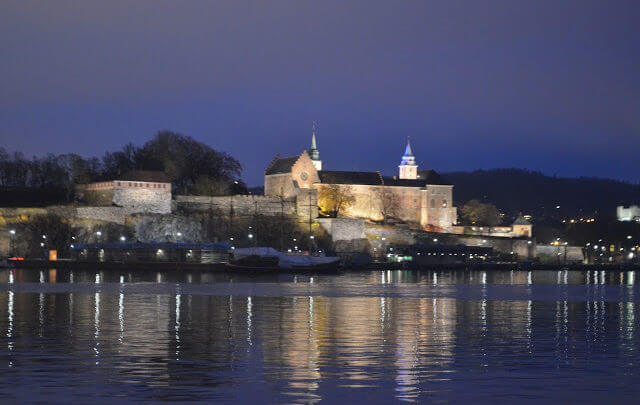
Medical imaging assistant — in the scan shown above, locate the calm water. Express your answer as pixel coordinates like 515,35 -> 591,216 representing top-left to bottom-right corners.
0,268 -> 638,403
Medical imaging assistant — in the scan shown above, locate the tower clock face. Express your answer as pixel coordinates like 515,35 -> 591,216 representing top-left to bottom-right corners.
300,172 -> 308,181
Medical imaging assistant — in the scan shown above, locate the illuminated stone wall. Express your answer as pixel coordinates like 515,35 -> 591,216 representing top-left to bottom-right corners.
264,173 -> 296,198
175,195 -> 297,218
422,185 -> 456,231
77,181 -> 171,214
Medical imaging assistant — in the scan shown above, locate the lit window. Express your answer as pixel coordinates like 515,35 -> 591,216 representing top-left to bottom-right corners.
442,200 -> 447,208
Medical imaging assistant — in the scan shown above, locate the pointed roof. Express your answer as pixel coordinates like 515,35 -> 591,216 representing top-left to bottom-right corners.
265,155 -> 299,175
403,138 -> 414,157
309,122 -> 320,160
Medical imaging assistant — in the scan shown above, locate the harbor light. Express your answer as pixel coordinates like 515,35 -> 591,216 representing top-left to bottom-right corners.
310,235 -> 315,239
9,229 -> 16,235
433,238 -> 438,242
628,235 -> 632,240
40,242 -> 44,247
248,233 -> 253,239
177,232 -> 182,237
120,236 -> 126,241
96,231 -> 102,236
42,235 -> 46,239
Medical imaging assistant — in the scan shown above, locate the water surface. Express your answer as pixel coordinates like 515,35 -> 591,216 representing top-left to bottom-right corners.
0,268 -> 638,403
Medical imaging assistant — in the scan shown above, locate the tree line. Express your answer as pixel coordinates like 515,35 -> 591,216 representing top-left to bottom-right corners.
0,131 -> 246,203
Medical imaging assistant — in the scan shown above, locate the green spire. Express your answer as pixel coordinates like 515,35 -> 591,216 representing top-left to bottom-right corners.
310,121 -> 320,161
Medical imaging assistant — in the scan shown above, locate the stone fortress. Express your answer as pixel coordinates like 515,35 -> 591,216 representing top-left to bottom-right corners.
1,126 -> 542,259
72,127 -> 531,241
265,127 -> 457,231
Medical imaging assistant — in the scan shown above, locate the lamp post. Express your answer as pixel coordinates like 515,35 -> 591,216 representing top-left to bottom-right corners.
9,229 -> 16,256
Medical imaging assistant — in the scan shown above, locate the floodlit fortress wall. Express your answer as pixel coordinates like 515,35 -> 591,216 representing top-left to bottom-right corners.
76,180 -> 171,214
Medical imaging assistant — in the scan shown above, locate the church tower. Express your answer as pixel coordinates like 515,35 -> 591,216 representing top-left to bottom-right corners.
398,138 -> 418,179
309,121 -> 322,171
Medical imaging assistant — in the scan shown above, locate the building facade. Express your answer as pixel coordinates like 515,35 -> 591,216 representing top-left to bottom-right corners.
617,205 -> 640,222
76,171 -> 172,214
265,134 -> 457,232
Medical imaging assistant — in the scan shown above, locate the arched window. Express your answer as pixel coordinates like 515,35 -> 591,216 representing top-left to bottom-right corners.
442,199 -> 447,208
430,199 -> 435,208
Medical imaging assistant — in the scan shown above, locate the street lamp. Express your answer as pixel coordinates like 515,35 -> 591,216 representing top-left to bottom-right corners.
9,229 -> 16,256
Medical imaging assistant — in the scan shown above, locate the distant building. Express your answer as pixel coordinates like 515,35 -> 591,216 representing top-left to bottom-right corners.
617,205 -> 640,222
451,216 -> 533,238
264,131 -> 457,232
76,170 -> 172,214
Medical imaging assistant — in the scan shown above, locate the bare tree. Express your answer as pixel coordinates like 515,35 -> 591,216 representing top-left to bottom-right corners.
376,186 -> 400,223
318,184 -> 355,217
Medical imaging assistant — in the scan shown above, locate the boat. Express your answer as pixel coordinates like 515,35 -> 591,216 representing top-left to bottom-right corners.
228,247 -> 340,272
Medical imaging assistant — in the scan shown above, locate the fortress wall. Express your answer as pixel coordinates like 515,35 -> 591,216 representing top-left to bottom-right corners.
175,195 -> 297,217
75,207 -> 130,224
113,188 -> 171,214
264,173 -> 296,197
317,218 -> 365,241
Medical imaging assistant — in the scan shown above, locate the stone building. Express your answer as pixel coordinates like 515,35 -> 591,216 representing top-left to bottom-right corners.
617,205 -> 640,222
76,170 -> 172,214
265,133 -> 457,232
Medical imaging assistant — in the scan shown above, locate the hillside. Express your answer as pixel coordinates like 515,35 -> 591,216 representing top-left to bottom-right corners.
443,169 -> 640,222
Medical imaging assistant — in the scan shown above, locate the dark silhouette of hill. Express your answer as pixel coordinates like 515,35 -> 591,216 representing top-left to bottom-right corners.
443,169 -> 640,222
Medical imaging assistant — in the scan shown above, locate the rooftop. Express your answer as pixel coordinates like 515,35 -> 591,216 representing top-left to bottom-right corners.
318,170 -> 383,185
265,155 -> 300,175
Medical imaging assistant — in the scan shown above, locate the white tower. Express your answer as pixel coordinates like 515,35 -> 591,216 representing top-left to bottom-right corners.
309,122 -> 322,171
398,138 -> 418,179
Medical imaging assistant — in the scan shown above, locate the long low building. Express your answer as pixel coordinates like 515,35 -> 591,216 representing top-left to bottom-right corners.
72,242 -> 231,264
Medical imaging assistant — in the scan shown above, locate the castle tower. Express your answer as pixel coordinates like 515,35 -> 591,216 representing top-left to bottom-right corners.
398,138 -> 418,179
309,121 -> 322,171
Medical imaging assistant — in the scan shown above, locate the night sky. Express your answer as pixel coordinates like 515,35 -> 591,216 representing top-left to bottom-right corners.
1,1 -> 638,186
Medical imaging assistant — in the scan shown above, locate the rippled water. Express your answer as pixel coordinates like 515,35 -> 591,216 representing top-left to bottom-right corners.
0,268 -> 638,403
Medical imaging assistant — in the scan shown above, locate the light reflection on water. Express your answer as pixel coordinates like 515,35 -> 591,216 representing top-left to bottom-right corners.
0,268 -> 638,403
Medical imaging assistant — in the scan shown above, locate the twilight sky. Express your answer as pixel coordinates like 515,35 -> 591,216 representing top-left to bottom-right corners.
1,0 -> 639,186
